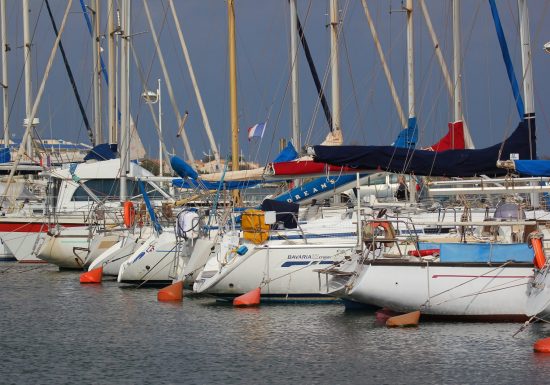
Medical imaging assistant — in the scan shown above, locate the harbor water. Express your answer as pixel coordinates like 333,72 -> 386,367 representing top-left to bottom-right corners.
2,262 -> 550,384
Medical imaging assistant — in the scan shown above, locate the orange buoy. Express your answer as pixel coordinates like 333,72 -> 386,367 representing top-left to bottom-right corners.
375,308 -> 400,323
386,310 -> 421,327
123,201 -> 136,228
534,337 -> 550,353
530,233 -> 546,270
157,281 -> 184,302
80,266 -> 103,284
233,287 -> 261,307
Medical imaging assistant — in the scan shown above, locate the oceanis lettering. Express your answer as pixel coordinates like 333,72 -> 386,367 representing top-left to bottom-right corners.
286,179 -> 336,203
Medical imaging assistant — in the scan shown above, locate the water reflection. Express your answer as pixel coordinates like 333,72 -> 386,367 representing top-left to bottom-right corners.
1,262 -> 550,384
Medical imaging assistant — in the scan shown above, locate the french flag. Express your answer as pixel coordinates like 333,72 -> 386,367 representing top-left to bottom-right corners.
247,122 -> 266,141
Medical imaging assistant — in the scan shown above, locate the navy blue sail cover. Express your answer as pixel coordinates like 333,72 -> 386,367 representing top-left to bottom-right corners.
312,120 -> 536,178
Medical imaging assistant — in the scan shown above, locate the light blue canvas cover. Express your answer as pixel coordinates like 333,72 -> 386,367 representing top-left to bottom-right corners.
439,243 -> 533,263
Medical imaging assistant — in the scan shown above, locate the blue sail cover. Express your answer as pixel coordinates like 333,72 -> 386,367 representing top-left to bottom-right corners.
0,147 -> 10,163
392,117 -> 418,149
83,143 -> 118,161
273,142 -> 299,163
514,160 -> 550,177
312,120 -> 536,178
172,178 -> 264,190
170,156 -> 199,179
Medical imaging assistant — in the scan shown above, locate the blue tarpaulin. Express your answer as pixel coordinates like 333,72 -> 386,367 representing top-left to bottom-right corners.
514,160 -> 550,177
438,243 -> 533,263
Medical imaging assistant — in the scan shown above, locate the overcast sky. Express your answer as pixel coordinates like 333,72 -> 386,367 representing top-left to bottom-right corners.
2,0 -> 550,164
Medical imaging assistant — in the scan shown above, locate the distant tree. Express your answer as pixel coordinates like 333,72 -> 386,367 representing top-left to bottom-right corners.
140,158 -> 159,175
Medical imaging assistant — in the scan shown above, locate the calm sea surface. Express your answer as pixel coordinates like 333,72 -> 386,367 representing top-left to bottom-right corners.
2,262 -> 550,385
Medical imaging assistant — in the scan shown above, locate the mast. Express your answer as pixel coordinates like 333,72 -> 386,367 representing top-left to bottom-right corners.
329,0 -> 341,135
290,0 -> 300,152
1,0 -> 8,147
290,0 -> 301,187
119,0 -> 130,201
452,0 -> 474,149
405,0 -> 414,121
228,0 -> 240,203
330,0 -> 342,202
518,0 -> 534,121
2,0 -> 73,205
405,0 -> 416,202
107,0 -> 117,145
22,0 -> 33,160
158,78 -> 162,177
92,0 -> 102,144
518,0 -> 536,209
168,0 -> 220,170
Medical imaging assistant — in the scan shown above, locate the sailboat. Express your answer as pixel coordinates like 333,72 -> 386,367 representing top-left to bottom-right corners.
319,0 -> 544,320
193,0 -> 472,302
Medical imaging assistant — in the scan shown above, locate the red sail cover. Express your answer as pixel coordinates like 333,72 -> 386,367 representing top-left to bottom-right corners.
422,121 -> 465,151
270,122 -> 466,177
270,159 -> 356,177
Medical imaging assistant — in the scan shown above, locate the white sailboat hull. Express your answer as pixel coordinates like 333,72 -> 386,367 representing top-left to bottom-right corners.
193,243 -> 355,301
345,261 -> 534,321
36,226 -> 119,269
117,231 -> 181,285
88,230 -> 152,276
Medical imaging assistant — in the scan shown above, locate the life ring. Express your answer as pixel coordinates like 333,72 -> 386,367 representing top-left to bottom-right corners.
363,220 -> 396,248
123,201 -> 136,228
529,232 -> 546,270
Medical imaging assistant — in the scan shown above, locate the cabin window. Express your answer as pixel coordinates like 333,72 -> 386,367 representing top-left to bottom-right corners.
389,174 -> 410,184
71,179 -> 164,201
368,175 -> 386,186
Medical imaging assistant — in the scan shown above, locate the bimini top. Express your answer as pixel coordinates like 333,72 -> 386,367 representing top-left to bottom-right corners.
312,119 -> 536,178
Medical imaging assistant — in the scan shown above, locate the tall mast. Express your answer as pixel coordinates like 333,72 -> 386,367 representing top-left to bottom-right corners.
290,0 -> 300,152
518,0 -> 536,209
329,0 -> 341,134
107,0 -> 117,145
228,0 -> 240,203
405,0 -> 414,121
1,0 -> 8,147
452,0 -> 461,124
452,0 -> 474,149
92,0 -> 102,144
119,0 -> 130,201
22,0 -> 33,160
518,0 -> 534,120
405,0 -> 416,202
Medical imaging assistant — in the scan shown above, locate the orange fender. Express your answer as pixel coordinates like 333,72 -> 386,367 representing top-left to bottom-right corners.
123,201 -> 136,228
530,233 -> 546,270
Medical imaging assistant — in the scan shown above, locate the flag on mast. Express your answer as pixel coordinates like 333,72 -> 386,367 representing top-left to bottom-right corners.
247,122 -> 266,141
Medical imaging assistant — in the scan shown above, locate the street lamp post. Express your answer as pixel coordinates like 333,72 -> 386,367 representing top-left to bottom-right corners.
142,78 -> 162,177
